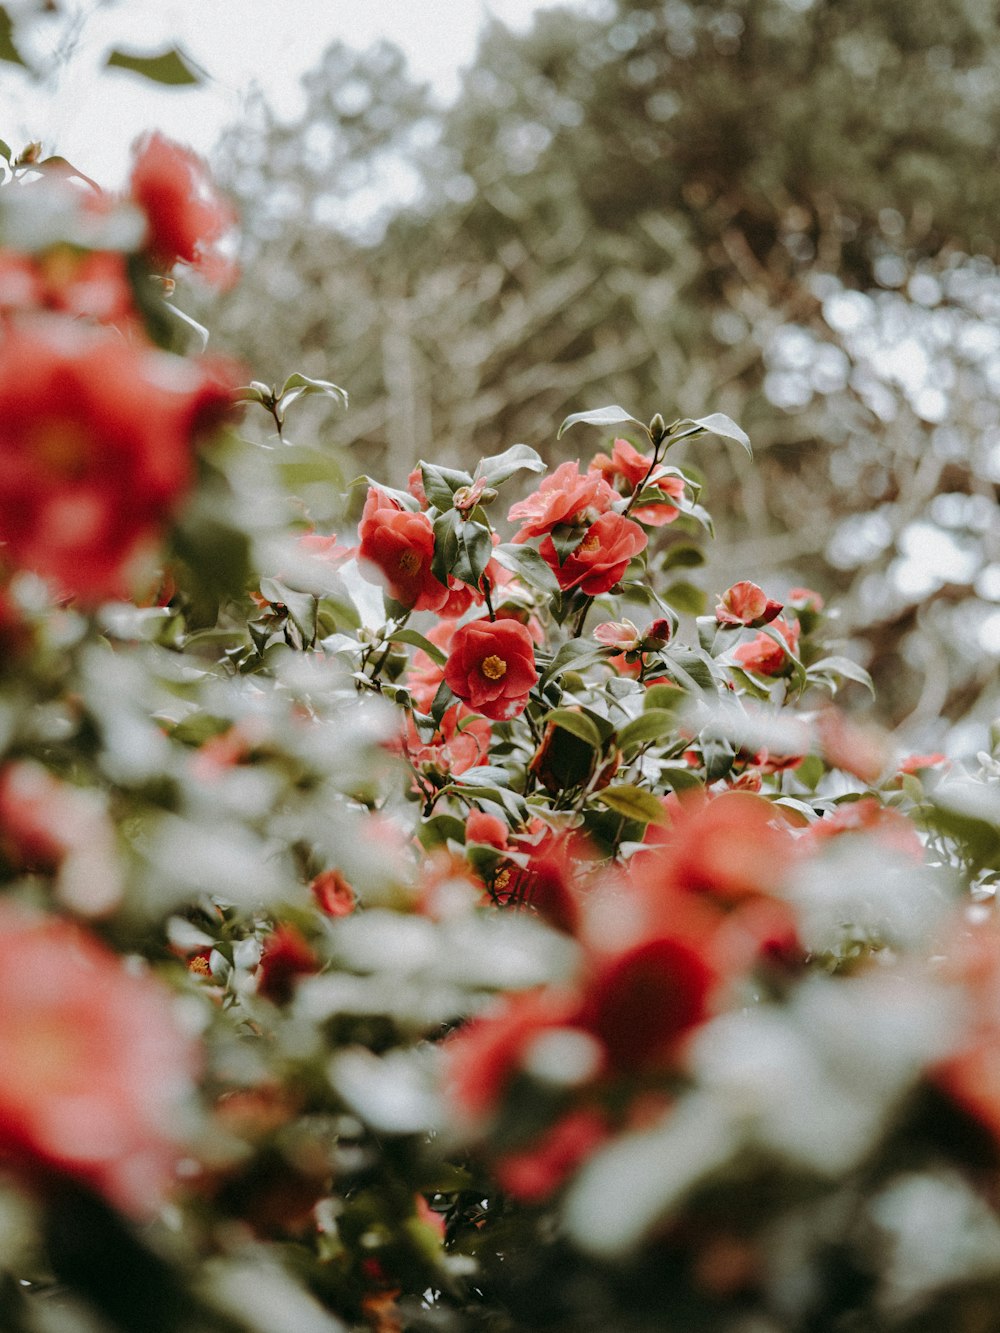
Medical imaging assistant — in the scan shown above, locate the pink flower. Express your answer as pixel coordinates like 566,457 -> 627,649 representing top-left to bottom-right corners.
715,581 -> 783,628
731,617 -> 800,676
507,461 -> 616,543
310,869 -> 357,917
593,619 -> 642,653
0,904 -> 198,1216
540,512 -> 647,596
590,437 -> 685,525
256,924 -> 319,1005
400,704 -> 491,777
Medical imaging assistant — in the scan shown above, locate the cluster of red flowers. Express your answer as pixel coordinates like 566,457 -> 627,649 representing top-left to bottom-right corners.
0,135 -> 240,604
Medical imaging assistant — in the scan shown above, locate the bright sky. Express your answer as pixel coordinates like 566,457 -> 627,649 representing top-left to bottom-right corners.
1,0 -> 584,186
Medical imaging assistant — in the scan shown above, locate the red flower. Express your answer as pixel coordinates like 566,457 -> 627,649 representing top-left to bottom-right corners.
444,987 -> 582,1124
0,904 -> 198,1216
731,617 -> 800,676
589,437 -> 685,526
507,460 -> 616,543
466,810 -> 509,849
443,618 -> 538,721
406,620 -> 457,711
0,320 -> 236,603
357,487 -> 450,612
540,512 -> 647,596
256,924 -> 319,1005
715,581 -> 783,628
580,935 -> 716,1071
129,132 -> 238,287
400,704 -> 491,777
310,869 -> 357,917
495,1108 -> 609,1202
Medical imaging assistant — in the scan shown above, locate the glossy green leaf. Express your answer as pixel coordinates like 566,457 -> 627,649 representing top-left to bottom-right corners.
663,581 -> 707,616
617,710 -> 676,754
388,627 -> 446,665
492,542 -> 560,595
0,8 -> 25,67
474,443 -> 545,486
807,655 -> 875,697
592,784 -> 668,825
545,708 -> 603,749
557,405 -> 645,438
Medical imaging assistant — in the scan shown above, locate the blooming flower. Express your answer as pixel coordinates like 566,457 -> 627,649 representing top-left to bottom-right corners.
0,903 -> 198,1216
507,460 -> 616,543
589,437 -> 685,525
309,869 -> 357,917
715,581 -> 783,628
540,511 -> 647,596
256,924 -> 319,1004
0,319 -> 235,602
443,618 -> 538,721
357,487 -> 450,611
399,704 -> 491,778
731,617 -> 800,676
129,132 -> 238,287
466,810 -> 510,849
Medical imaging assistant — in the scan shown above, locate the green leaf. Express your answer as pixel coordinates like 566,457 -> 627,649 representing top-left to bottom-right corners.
0,139 -> 13,163
430,508 -> 462,586
474,443 -> 545,486
278,372 -> 349,414
545,708 -> 603,749
455,520 -> 493,589
643,683 -> 688,712
807,655 -> 875,697
661,544 -> 706,571
558,405 -> 646,438
592,784 -> 668,826
663,581 -> 706,616
544,639 -> 614,682
617,710 -> 677,754
661,766 -> 705,793
420,461 -> 474,510
0,8 -> 25,67
491,542 -> 560,595
430,679 -> 456,726
667,413 -> 752,457
388,627 -> 446,665
548,523 -> 582,567
105,46 -> 203,85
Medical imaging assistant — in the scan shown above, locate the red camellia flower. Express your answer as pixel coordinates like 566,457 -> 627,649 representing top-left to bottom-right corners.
0,319 -> 236,603
256,924 -> 320,1005
443,617 -> 538,721
589,437 -> 685,526
0,903 -> 198,1216
399,703 -> 491,777
540,512 -> 647,596
310,869 -> 357,918
507,460 -> 616,543
129,132 -> 238,287
731,617 -> 800,676
466,809 -> 509,849
715,581 -> 783,628
357,486 -> 451,612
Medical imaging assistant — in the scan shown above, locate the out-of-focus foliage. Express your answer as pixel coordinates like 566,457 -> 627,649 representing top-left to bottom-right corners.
213,0 -> 1000,749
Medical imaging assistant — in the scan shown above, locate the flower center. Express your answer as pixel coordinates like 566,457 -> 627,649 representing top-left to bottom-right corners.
481,654 -> 507,681
398,549 -> 421,575
576,533 -> 601,558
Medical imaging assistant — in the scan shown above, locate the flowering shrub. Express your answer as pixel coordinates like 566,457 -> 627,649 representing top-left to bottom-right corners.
2,128 -> 1000,1333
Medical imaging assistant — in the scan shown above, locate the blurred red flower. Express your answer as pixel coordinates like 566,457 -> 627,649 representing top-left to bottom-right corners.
589,437 -> 685,525
0,904 -> 198,1216
129,132 -> 238,287
0,320 -> 236,603
731,617 -> 800,676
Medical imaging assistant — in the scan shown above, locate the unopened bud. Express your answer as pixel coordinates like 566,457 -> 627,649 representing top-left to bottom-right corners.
648,412 -> 667,445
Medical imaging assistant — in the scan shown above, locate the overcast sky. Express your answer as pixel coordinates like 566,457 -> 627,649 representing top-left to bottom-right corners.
1,0 -> 587,186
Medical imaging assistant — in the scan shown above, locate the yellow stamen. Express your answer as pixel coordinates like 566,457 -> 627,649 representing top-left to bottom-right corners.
481,654 -> 507,681
576,534 -> 600,557
398,549 -> 421,574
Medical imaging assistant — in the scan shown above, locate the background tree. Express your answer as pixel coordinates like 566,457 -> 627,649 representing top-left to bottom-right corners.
212,0 -> 1000,745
